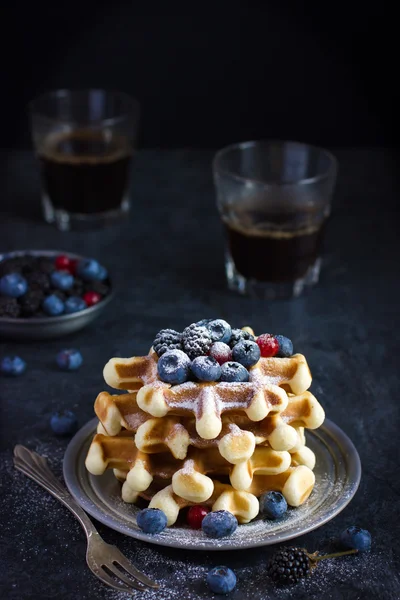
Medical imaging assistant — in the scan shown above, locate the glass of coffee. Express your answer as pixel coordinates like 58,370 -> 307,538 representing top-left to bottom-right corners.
213,140 -> 337,299
30,89 -> 140,230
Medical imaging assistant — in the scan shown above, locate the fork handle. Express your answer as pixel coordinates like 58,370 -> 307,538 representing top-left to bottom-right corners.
13,444 -> 99,541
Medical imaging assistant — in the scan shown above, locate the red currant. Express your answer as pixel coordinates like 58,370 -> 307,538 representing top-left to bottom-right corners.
209,342 -> 232,365
187,505 -> 210,529
55,255 -> 72,271
256,334 -> 279,357
83,291 -> 102,307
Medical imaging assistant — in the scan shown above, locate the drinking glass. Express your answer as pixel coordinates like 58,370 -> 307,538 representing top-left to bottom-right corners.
30,89 -> 140,231
213,140 -> 337,299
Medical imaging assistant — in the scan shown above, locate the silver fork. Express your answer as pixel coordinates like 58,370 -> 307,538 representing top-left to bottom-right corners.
13,444 -> 159,594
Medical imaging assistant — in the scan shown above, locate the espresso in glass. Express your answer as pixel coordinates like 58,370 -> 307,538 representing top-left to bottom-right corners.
38,130 -> 132,214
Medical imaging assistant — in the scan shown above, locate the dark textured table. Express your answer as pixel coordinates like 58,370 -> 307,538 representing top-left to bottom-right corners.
1,149 -> 399,600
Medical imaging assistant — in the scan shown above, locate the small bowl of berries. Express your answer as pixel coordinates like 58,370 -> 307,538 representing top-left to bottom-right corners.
0,250 -> 114,340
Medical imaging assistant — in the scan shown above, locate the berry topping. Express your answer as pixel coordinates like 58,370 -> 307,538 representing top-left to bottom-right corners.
339,526 -> 371,552
64,296 -> 87,314
206,319 -> 232,344
55,255 -> 73,271
256,333 -> 279,357
82,291 -> 102,307
25,271 -> 51,293
0,296 -> 21,318
56,349 -> 83,371
0,273 -> 28,298
157,349 -> 191,384
153,329 -> 183,357
136,508 -> 167,534
207,566 -> 237,594
231,339 -> 261,368
187,505 -> 210,529
76,258 -> 103,282
259,491 -> 288,519
229,328 -> 255,348
19,290 -> 44,317
268,547 -> 310,584
50,409 -> 78,435
202,510 -> 238,538
275,334 -> 294,357
0,356 -> 26,376
190,356 -> 221,382
42,294 -> 65,316
50,270 -> 74,291
182,323 -> 213,359
209,342 -> 232,365
219,361 -> 249,382
196,318 -> 215,327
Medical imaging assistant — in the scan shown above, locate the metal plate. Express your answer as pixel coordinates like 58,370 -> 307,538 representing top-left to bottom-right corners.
63,417 -> 361,551
0,250 -> 114,340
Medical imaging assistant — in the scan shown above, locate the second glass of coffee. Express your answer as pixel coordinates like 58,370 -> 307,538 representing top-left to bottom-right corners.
30,89 -> 140,230
213,140 -> 337,299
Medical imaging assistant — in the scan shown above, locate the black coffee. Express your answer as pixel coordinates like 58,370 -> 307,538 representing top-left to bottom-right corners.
224,211 -> 327,282
38,130 -> 132,214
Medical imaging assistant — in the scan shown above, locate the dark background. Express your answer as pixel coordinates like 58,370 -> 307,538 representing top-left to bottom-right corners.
2,1 -> 398,150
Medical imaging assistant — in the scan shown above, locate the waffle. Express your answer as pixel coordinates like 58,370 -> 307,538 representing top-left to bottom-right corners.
102,351 -> 311,439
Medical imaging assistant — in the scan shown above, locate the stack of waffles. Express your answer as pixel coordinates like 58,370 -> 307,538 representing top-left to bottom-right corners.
85,327 -> 325,526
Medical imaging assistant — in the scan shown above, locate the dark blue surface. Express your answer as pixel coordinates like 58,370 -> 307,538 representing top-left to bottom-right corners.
0,148 -> 399,600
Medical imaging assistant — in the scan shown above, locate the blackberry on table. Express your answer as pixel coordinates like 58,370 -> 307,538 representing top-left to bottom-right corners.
182,323 -> 212,359
153,329 -> 183,357
19,290 -> 44,317
0,296 -> 21,318
229,328 -> 255,348
26,271 -> 51,293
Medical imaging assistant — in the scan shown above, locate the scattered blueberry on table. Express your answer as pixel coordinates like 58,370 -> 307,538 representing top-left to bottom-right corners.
206,566 -> 237,594
50,409 -> 78,435
339,526 -> 371,551
0,355 -> 26,376
56,349 -> 83,371
201,510 -> 238,538
0,253 -> 111,319
136,508 -> 167,534
259,491 -> 288,519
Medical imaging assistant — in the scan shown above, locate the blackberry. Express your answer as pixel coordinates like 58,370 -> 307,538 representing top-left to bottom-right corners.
0,296 -> 20,318
182,323 -> 213,359
153,329 -> 183,357
84,280 -> 109,296
19,290 -> 44,317
229,328 -> 255,348
0,257 -> 25,276
36,257 -> 56,274
67,278 -> 85,297
26,271 -> 51,293
268,546 -> 359,585
52,290 -> 67,302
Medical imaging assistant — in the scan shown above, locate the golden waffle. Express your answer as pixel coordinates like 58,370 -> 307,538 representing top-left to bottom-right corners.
102,351 -> 312,439
94,389 -> 324,457
85,433 -> 293,502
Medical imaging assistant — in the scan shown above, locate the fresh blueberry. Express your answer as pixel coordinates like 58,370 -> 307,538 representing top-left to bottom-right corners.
206,319 -> 232,344
42,294 -> 65,316
259,491 -> 288,519
0,356 -> 26,376
202,510 -> 238,538
56,349 -> 83,371
190,356 -> 221,382
136,508 -> 167,534
339,526 -> 371,552
275,334 -> 294,358
0,273 -> 28,298
50,409 -> 78,435
64,296 -> 87,314
219,361 -> 249,383
76,258 -> 102,282
97,265 -> 108,281
50,270 -> 74,291
231,340 -> 261,368
207,566 -> 237,594
157,349 -> 191,384
196,318 -> 215,327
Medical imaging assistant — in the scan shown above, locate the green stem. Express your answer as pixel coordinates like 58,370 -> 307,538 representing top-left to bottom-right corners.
313,549 -> 358,562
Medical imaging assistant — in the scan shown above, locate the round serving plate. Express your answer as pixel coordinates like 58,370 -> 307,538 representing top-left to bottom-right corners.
0,250 -> 114,340
63,417 -> 361,551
